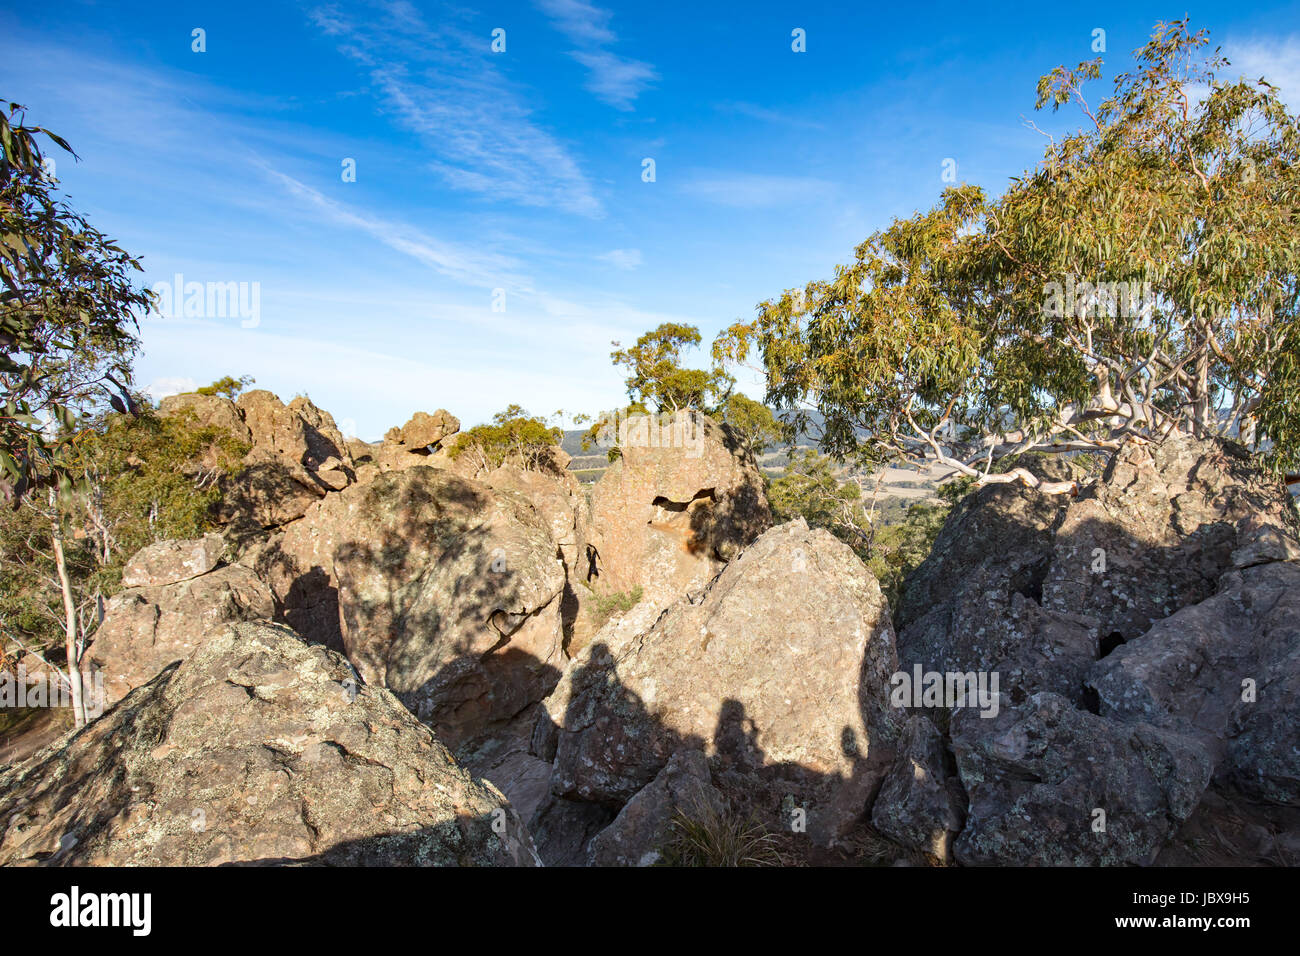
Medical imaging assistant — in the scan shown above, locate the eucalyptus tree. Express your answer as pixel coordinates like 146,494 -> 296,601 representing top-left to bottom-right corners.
1,102 -> 151,725
612,322 -> 734,413
1,101 -> 150,505
716,21 -> 1300,490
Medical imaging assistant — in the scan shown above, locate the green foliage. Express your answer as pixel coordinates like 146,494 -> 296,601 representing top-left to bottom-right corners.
0,409 -> 247,658
579,401 -> 647,462
768,451 -> 871,551
717,393 -> 790,455
768,451 -> 951,607
863,501 -> 951,609
716,20 -> 1300,476
612,323 -> 734,413
936,475 -> 977,507
1,102 -> 152,504
0,501 -> 84,656
78,410 -> 247,584
195,375 -> 254,400
657,801 -> 784,867
583,584 -> 643,629
448,405 -> 563,474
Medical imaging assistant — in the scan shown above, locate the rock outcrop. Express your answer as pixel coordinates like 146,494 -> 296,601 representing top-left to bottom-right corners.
0,622 -> 538,866
870,715 -> 964,861
883,434 -> 1300,865
482,458 -> 589,573
587,410 -> 770,610
895,436 -> 1296,713
120,534 -> 225,589
386,410 -> 461,451
258,466 -> 568,748
159,389 -> 358,530
1042,436 -> 1296,644
1090,560 -> 1300,806
950,692 -> 1212,865
535,519 -> 901,844
157,392 -> 251,444
894,467 -> 1068,682
237,390 -> 354,480
479,458 -> 596,650
366,409 -> 462,478
89,558 -> 273,705
17,385 -> 1293,870
587,749 -> 725,867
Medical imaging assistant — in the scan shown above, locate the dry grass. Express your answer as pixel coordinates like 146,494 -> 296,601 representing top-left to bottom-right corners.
657,800 -> 786,867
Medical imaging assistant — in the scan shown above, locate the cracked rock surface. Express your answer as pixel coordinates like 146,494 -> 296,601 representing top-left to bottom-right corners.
0,621 -> 538,866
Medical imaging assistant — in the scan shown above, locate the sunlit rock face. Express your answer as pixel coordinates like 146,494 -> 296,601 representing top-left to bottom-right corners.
0,621 -> 539,867
536,519 -> 902,846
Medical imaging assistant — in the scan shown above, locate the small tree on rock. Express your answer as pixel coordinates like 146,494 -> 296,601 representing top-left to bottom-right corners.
612,323 -> 734,413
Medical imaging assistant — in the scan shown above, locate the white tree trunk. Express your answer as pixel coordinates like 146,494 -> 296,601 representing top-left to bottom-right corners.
51,524 -> 87,728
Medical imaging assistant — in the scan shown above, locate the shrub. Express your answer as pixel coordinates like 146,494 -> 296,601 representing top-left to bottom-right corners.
657,800 -> 784,867
448,405 -> 562,475
584,584 -> 643,629
0,408 -> 248,661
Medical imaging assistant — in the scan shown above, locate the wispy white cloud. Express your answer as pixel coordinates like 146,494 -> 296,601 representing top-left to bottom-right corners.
310,0 -> 603,216
569,50 -> 658,111
1182,34 -> 1300,113
680,173 -> 836,209
597,248 -> 642,270
143,376 -> 198,401
258,164 -> 704,363
1222,35 -> 1300,107
260,164 -> 529,292
535,0 -> 616,45
715,101 -> 826,130
536,0 -> 657,110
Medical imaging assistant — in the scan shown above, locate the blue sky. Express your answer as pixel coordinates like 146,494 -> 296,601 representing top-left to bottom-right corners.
3,0 -> 1299,439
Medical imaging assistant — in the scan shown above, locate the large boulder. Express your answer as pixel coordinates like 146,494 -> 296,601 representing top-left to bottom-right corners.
366,410 -> 462,479
0,622 -> 538,866
587,749 -> 725,867
463,743 -> 616,866
536,519 -> 901,844
950,692 -> 1211,866
346,437 -> 376,464
523,796 -> 617,867
895,469 -> 1068,679
386,410 -> 460,450
587,410 -> 771,609
482,458 -> 588,571
257,466 -> 567,748
237,391 -> 354,477
870,715 -> 964,861
157,392 -> 251,444
120,534 -> 225,589
256,515 -> 350,655
227,391 -> 356,526
1090,559 -> 1300,806
894,437 -> 1293,683
480,459 -> 595,650
891,434 -> 1300,865
1043,435 -> 1298,644
89,563 -> 273,706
